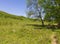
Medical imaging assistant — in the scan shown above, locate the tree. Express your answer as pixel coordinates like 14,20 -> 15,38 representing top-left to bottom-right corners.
38,0 -> 60,26
26,0 -> 44,26
27,0 -> 60,27
44,0 -> 60,25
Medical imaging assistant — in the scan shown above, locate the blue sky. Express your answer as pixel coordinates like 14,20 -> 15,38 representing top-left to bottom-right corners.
0,0 -> 26,16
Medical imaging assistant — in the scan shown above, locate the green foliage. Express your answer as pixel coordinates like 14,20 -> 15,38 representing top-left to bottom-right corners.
38,0 -> 60,23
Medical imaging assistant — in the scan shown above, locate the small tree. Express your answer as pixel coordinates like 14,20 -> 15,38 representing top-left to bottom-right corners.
26,0 -> 44,26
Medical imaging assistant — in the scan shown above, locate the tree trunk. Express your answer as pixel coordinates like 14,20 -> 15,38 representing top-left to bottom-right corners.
39,11 -> 44,26
57,23 -> 60,28
41,18 -> 44,26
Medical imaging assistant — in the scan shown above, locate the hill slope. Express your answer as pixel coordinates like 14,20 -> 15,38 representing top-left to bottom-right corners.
0,11 -> 29,20
0,11 -> 60,44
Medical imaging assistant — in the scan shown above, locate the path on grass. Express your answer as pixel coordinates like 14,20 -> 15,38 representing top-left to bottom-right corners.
51,32 -> 58,44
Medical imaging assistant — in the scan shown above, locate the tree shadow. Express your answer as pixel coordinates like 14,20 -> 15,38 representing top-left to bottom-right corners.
26,24 -> 46,29
26,24 -> 60,31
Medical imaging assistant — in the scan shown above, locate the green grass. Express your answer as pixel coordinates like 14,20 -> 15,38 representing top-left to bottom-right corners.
0,11 -> 60,44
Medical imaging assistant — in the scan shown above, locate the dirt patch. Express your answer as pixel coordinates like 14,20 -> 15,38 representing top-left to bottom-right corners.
51,32 -> 58,44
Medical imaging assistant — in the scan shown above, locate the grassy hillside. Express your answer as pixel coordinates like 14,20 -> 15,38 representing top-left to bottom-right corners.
0,11 -> 60,44
0,11 -> 30,20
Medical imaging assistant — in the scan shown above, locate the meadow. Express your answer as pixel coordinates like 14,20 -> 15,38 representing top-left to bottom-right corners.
0,11 -> 60,44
